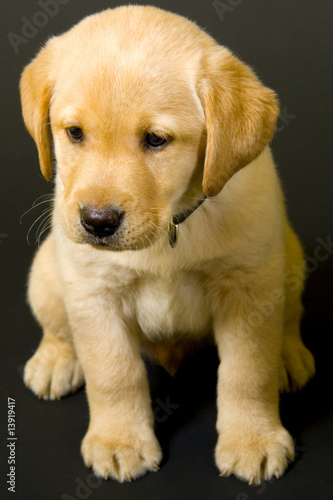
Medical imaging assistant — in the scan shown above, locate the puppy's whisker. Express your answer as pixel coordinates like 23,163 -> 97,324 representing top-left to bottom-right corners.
179,195 -> 205,202
26,207 -> 53,246
20,195 -> 54,224
32,193 -> 54,205
145,220 -> 170,257
149,221 -> 166,241
139,237 -> 145,249
34,213 -> 53,244
144,234 -> 154,247
36,223 -> 52,246
35,213 -> 53,245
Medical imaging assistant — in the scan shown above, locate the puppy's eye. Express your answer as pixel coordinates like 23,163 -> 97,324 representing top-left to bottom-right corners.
144,133 -> 168,149
66,126 -> 84,143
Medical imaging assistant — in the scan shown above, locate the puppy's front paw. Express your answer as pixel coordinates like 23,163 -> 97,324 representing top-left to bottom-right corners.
216,425 -> 294,484
24,337 -> 84,400
81,430 -> 162,482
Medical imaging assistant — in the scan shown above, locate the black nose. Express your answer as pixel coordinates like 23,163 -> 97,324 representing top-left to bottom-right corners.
80,206 -> 124,238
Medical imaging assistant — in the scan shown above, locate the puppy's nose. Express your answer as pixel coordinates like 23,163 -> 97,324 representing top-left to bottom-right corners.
80,206 -> 124,238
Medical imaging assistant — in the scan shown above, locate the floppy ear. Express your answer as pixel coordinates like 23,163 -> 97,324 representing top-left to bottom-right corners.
198,47 -> 279,197
20,40 -> 57,180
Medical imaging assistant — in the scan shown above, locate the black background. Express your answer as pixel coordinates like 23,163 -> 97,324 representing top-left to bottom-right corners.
0,1 -> 332,499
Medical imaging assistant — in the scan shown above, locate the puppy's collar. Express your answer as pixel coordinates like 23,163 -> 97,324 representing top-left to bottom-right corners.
168,197 -> 206,248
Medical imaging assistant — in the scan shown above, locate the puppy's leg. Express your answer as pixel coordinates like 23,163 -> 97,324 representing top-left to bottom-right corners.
24,235 -> 84,400
280,226 -> 315,392
214,267 -> 294,484
66,292 -> 162,482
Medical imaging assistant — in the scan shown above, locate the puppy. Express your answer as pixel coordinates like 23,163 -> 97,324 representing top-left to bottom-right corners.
20,6 -> 315,484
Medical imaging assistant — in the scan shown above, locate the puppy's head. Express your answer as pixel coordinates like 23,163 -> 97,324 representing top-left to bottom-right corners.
20,6 -> 278,250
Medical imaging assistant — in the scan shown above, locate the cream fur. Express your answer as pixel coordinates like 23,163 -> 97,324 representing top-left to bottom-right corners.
20,6 -> 315,484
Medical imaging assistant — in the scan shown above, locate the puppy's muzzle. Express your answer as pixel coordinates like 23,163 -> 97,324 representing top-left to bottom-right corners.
80,206 -> 124,239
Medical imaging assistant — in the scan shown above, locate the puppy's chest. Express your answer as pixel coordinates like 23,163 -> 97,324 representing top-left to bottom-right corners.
131,272 -> 212,340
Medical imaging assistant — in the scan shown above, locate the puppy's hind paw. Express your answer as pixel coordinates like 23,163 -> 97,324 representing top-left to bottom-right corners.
281,339 -> 315,392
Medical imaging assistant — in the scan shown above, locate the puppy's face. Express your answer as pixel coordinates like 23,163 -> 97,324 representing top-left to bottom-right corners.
20,6 -> 279,250
50,35 -> 206,249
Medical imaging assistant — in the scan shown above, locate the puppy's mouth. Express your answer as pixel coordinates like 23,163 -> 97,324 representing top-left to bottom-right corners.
80,230 -> 158,252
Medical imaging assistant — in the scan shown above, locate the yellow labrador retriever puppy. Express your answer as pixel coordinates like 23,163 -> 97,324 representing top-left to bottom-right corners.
20,5 -> 315,484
